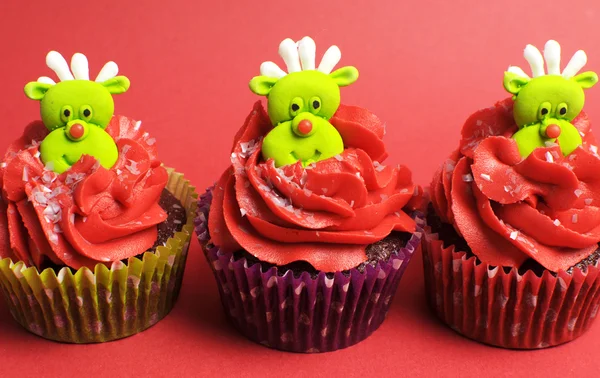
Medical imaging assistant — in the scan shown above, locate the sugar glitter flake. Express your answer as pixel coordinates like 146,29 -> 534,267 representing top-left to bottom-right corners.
480,173 -> 492,182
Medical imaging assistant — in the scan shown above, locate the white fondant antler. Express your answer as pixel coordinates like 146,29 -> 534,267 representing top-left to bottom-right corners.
46,51 -> 74,81
95,61 -> 119,82
259,36 -> 343,78
544,40 -> 561,75
70,53 -> 89,80
562,50 -> 588,79
35,51 -> 120,85
508,40 -> 589,80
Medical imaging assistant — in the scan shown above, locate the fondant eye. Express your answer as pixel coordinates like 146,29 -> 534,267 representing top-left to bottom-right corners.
537,102 -> 552,120
309,97 -> 322,114
60,105 -> 74,123
557,103 -> 568,118
80,105 -> 93,121
290,98 -> 304,117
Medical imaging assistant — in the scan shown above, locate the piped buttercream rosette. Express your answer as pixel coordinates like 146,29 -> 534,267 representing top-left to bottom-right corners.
0,116 -> 167,270
209,101 -> 424,272
431,98 -> 600,272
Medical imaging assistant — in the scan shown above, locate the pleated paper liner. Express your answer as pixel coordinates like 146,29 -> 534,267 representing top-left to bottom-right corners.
195,187 -> 423,353
0,167 -> 197,343
423,227 -> 600,349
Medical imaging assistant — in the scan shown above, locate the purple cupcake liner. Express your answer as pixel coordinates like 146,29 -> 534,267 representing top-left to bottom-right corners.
195,187 -> 423,353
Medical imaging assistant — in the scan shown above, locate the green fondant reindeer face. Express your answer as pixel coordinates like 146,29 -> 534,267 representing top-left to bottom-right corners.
24,52 -> 130,173
250,37 -> 359,167
504,41 -> 598,157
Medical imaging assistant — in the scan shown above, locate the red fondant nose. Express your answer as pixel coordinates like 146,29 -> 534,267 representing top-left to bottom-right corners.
546,124 -> 561,139
297,120 -> 313,135
69,123 -> 85,139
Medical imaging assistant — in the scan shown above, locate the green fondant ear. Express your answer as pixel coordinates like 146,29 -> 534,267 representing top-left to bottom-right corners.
24,82 -> 52,100
503,72 -> 530,95
329,66 -> 359,87
102,76 -> 130,94
573,71 -> 599,89
249,76 -> 279,96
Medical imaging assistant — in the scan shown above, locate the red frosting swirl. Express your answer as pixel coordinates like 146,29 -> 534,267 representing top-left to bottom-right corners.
431,98 -> 600,272
209,101 -> 424,272
0,116 -> 168,270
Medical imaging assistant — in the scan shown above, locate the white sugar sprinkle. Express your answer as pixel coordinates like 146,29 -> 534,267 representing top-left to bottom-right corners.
134,121 -> 142,131
22,166 -> 29,182
334,155 -> 343,161
510,231 -> 518,240
575,189 -> 583,197
545,151 -> 554,163
146,138 -> 156,146
585,198 -> 593,205
125,160 -> 140,175
462,174 -> 473,182
350,200 -> 355,207
373,161 -> 386,172
480,173 -> 492,182
554,219 -> 561,226
572,214 -> 578,223
0,162 -> 6,168
591,145 -> 598,155
240,208 -> 247,217
47,231 -> 59,245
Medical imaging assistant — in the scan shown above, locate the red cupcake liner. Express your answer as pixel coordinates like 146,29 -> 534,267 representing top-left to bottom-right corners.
422,226 -> 600,349
195,188 -> 423,353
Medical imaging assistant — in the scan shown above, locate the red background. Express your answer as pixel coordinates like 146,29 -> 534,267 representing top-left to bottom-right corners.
1,0 -> 599,376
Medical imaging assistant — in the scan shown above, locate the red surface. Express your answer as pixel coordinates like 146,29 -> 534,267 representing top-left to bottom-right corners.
0,0 -> 599,376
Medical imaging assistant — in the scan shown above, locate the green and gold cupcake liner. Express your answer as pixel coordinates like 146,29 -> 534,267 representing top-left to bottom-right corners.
0,167 -> 197,343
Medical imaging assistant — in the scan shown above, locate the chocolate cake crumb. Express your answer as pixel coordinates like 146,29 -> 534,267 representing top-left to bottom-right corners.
149,189 -> 187,252
426,203 -> 600,276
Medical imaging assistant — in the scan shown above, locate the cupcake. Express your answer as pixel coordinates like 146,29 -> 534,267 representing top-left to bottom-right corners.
425,40 -> 600,348
0,51 -> 197,343
196,36 -> 425,353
